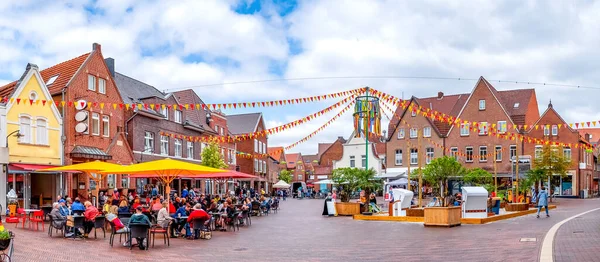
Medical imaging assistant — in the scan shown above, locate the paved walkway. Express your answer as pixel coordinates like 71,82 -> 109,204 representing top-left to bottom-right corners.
6,198 -> 600,262
553,206 -> 600,262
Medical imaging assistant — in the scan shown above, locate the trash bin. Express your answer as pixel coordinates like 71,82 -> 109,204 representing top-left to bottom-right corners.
491,197 -> 501,215
580,190 -> 584,199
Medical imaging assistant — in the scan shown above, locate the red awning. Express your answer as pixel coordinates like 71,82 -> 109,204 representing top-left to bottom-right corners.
9,163 -> 60,171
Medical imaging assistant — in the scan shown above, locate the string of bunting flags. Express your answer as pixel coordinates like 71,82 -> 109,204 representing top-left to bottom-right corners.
379,99 -> 594,152
157,93 -> 359,144
370,89 -> 600,139
3,88 -> 364,111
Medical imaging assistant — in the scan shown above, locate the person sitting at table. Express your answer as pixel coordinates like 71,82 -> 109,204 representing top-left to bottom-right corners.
118,201 -> 130,214
132,197 -> 142,211
71,197 -> 85,214
157,202 -> 175,234
169,200 -> 176,214
83,201 -> 99,238
216,201 -> 235,232
58,199 -> 70,216
49,202 -> 67,236
128,206 -> 152,250
66,197 -> 73,208
171,203 -> 190,238
151,198 -> 162,212
260,196 -> 271,214
187,204 -> 210,239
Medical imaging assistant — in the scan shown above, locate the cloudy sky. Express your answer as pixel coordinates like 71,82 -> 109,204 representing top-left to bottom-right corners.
1,0 -> 600,154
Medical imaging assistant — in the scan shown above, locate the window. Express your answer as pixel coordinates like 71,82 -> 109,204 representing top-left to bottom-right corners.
514,103 -> 520,108
395,149 -> 403,166
29,91 -> 37,101
411,110 -> 416,117
450,147 -> 458,160
564,147 -> 572,162
495,146 -> 502,162
479,146 -> 487,162
254,159 -> 258,172
551,125 -> 558,136
262,143 -> 266,154
254,139 -> 258,153
102,115 -> 109,137
350,156 -> 355,167
497,121 -> 507,134
174,139 -> 182,157
46,75 -> 58,86
298,175 -> 303,181
535,145 -> 543,160
426,147 -> 434,164
174,110 -> 182,123
258,160 -> 262,172
160,135 -> 169,155
107,174 -> 116,189
220,127 -> 224,136
121,175 -> 130,188
88,74 -> 96,91
36,118 -> 47,145
361,155 -> 366,168
187,142 -> 194,159
263,161 -> 267,173
91,113 -> 100,136
144,132 -> 154,152
478,122 -> 488,135
543,125 -> 550,136
423,127 -> 431,138
98,78 -> 106,94
161,107 -> 169,120
410,128 -> 418,138
479,100 -> 486,110
466,147 -> 473,162
510,145 -> 517,161
410,148 -> 418,165
460,123 -> 470,136
397,128 -> 405,139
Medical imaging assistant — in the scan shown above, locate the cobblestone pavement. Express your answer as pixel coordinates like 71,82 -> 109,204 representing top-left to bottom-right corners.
554,207 -> 600,262
7,198 -> 600,262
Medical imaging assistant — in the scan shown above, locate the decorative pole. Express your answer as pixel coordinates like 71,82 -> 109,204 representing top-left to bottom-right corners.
366,87 -> 369,170
353,86 -> 380,175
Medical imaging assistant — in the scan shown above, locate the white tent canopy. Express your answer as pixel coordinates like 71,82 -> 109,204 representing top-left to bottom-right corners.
273,180 -> 291,189
387,178 -> 418,186
315,179 -> 348,185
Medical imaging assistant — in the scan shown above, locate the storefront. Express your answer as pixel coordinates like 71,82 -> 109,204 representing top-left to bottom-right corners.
7,164 -> 63,209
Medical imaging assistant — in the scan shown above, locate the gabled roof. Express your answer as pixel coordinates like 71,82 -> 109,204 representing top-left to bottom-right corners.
303,154 -> 319,164
227,112 -> 263,134
317,143 -> 333,157
268,147 -> 284,161
284,153 -> 302,168
113,72 -> 165,104
0,52 -> 91,97
528,103 -> 576,133
173,89 -> 211,130
576,128 -> 600,143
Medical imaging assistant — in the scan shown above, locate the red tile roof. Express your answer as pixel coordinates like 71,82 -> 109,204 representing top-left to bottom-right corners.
172,89 -> 211,129
268,147 -> 284,160
317,143 -> 332,157
314,166 -> 332,175
575,128 -> 600,144
0,52 -> 91,98
284,153 -> 301,168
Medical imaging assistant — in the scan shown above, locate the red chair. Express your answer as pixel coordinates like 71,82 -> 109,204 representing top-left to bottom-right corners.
11,208 -> 27,228
29,210 -> 44,231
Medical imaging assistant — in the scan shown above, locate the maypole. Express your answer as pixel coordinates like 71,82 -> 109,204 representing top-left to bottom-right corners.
353,86 -> 381,188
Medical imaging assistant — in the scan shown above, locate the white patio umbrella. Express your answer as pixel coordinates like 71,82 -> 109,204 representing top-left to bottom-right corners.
315,179 -> 348,185
273,180 -> 291,189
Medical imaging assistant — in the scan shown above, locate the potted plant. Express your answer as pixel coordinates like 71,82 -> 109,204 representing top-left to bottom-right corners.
332,167 -> 380,215
0,223 -> 14,251
422,156 -> 466,227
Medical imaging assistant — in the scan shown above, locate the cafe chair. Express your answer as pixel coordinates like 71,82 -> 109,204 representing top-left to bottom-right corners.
13,208 -> 27,228
29,210 -> 45,231
108,220 -> 129,247
150,220 -> 171,247
48,215 -> 66,237
191,219 -> 206,239
93,216 -> 106,239
72,210 -> 84,216
128,223 -> 150,250
71,216 -> 85,239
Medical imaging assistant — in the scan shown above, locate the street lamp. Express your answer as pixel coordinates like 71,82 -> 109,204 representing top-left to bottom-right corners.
5,130 -> 23,147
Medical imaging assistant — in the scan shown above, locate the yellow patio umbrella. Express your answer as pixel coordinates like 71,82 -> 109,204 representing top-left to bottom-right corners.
39,161 -> 124,205
98,158 -> 226,204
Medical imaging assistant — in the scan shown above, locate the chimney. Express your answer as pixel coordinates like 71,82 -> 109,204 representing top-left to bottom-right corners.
105,57 -> 115,77
26,63 -> 39,71
92,43 -> 101,52
437,92 -> 444,99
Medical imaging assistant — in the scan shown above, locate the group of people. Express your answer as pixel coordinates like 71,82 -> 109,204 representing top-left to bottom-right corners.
48,196 -> 100,238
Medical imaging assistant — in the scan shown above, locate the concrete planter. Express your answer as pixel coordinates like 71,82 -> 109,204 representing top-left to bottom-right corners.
424,206 -> 462,227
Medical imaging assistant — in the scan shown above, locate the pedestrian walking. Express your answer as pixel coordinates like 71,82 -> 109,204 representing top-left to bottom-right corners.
536,186 -> 549,218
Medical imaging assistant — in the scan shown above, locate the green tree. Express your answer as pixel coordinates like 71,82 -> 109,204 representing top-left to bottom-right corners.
201,142 -> 228,169
332,167 -> 380,203
463,168 -> 494,193
534,144 -> 572,197
279,170 -> 292,184
422,156 -> 466,206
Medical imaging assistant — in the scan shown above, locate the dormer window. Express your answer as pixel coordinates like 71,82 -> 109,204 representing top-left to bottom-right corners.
479,100 -> 486,110
46,75 -> 59,86
514,103 -> 520,108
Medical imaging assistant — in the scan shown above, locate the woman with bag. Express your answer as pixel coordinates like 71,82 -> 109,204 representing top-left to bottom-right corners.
536,186 -> 549,218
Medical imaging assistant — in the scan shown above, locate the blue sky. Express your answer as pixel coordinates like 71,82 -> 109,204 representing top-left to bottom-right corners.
2,0 -> 600,154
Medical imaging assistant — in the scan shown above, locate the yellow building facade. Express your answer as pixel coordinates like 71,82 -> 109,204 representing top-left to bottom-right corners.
3,63 -> 63,208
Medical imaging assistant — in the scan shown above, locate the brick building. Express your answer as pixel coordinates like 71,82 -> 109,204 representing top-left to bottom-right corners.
0,43 -> 135,200
227,113 -> 269,190
110,59 -> 235,195
284,153 -> 304,182
268,146 -> 286,183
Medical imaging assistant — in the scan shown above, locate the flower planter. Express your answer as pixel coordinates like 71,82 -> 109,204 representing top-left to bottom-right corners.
424,207 -> 461,227
506,203 -> 529,212
335,202 -> 361,216
0,232 -> 14,251
406,208 -> 424,217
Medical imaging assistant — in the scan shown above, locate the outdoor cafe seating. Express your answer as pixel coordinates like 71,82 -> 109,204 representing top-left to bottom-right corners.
93,216 -> 106,239
128,223 -> 150,250
149,220 -> 171,247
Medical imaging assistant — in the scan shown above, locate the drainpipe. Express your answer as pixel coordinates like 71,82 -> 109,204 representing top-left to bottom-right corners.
61,89 -> 66,197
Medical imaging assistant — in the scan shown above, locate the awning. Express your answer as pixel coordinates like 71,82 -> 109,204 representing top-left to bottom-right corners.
8,163 -> 61,174
70,146 -> 112,160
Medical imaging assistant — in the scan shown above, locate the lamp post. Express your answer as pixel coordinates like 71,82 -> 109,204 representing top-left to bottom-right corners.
3,130 -> 21,210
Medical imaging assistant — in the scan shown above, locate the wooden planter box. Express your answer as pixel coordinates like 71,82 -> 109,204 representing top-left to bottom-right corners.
506,203 -> 529,212
500,202 -> 506,209
406,208 -> 424,217
335,202 -> 361,216
424,207 -> 461,227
